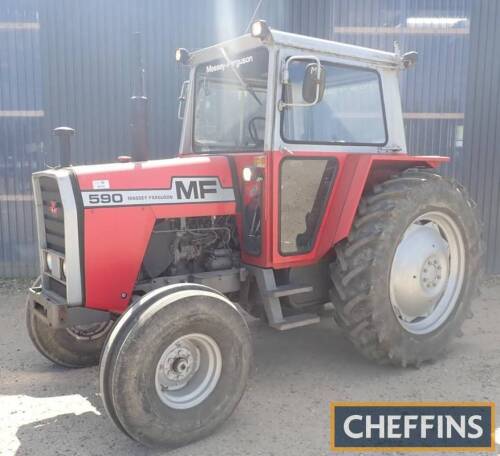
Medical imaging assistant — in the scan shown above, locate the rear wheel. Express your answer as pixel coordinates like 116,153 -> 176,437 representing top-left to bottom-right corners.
100,284 -> 252,448
330,168 -> 483,366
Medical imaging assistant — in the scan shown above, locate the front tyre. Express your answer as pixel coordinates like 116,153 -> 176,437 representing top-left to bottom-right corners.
100,285 -> 252,448
330,168 -> 483,366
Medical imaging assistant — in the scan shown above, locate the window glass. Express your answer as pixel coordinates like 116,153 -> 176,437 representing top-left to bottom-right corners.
280,158 -> 337,254
193,47 -> 268,153
282,61 -> 386,145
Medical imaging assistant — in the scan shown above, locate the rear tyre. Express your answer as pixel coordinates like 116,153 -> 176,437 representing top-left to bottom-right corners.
26,289 -> 113,368
330,168 -> 483,366
100,284 -> 252,448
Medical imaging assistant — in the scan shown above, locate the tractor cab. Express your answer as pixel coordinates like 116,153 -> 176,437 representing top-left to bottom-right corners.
179,19 -> 410,155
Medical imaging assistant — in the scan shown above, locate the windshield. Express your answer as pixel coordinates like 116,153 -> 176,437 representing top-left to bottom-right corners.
193,47 -> 269,153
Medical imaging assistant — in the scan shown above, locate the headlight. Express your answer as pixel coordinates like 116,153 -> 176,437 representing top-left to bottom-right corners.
242,167 -> 254,182
175,48 -> 190,64
46,253 -> 55,272
250,20 -> 270,40
242,166 -> 264,182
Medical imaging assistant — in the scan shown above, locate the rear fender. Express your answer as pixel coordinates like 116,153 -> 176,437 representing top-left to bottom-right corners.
332,154 -> 449,247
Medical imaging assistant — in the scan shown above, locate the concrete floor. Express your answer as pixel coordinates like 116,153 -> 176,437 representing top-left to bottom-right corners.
1,279 -> 499,456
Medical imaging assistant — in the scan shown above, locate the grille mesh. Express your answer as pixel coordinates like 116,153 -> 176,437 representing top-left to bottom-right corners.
38,176 -> 67,299
39,176 -> 65,254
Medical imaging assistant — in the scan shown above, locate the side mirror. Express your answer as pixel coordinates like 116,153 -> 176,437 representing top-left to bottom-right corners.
401,51 -> 418,69
302,62 -> 325,103
279,55 -> 325,110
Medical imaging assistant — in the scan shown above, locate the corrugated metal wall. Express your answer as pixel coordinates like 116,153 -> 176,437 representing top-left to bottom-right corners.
0,0 -> 497,276
330,0 -> 470,179
0,1 -> 43,277
460,0 -> 500,273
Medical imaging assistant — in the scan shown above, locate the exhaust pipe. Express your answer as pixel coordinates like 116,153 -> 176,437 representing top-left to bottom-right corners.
53,126 -> 75,167
130,32 -> 149,162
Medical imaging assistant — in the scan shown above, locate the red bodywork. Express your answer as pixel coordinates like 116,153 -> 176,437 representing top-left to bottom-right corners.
73,152 -> 448,313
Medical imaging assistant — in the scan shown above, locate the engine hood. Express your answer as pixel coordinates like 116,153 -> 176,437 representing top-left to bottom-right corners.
72,155 -> 235,208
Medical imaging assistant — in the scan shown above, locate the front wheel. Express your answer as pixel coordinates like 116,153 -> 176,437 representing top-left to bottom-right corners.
26,299 -> 113,368
330,168 -> 483,366
100,284 -> 252,448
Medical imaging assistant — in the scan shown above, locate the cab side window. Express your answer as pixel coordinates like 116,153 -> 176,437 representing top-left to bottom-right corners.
282,61 -> 387,145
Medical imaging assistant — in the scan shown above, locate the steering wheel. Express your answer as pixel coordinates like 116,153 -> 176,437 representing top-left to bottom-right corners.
248,116 -> 265,147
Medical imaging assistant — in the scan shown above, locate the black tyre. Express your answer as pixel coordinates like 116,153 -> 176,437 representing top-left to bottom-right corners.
26,295 -> 113,368
100,284 -> 252,448
330,168 -> 483,366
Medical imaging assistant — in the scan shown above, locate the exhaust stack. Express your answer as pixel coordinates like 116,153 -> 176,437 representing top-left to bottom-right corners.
130,32 -> 149,162
54,126 -> 75,167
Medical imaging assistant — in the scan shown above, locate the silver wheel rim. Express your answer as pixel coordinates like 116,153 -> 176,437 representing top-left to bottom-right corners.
66,320 -> 113,341
389,211 -> 465,335
155,333 -> 222,410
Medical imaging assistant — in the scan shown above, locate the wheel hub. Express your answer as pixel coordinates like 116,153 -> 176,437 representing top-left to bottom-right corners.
158,341 -> 200,390
420,254 -> 445,290
155,333 -> 222,409
66,320 -> 113,341
389,211 -> 465,334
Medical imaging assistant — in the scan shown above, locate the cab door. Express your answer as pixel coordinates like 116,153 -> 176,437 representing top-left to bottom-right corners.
272,152 -> 338,265
270,49 -> 388,268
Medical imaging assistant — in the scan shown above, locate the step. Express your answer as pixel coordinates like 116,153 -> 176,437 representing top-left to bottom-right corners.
269,313 -> 320,331
265,284 -> 313,299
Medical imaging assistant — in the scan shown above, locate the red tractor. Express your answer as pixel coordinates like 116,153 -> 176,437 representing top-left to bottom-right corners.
27,21 -> 482,447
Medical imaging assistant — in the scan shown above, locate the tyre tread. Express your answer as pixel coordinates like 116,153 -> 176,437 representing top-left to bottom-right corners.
330,168 -> 484,366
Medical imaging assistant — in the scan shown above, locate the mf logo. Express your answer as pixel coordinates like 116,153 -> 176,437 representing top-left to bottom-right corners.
174,178 -> 218,200
49,200 -> 59,215
81,176 -> 235,208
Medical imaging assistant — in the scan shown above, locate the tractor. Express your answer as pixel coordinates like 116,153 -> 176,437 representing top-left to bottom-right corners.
27,21 -> 482,448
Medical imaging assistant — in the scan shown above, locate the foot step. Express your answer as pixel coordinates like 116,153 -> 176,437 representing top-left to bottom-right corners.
265,284 -> 313,299
269,313 -> 320,331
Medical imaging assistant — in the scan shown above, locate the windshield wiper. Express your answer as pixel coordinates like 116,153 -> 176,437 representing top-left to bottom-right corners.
220,47 -> 262,106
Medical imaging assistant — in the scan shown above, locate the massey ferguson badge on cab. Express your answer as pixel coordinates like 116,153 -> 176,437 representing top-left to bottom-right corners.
27,21 -> 483,448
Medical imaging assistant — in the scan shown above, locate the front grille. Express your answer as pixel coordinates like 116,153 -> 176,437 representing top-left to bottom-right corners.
37,175 -> 67,299
39,176 -> 65,254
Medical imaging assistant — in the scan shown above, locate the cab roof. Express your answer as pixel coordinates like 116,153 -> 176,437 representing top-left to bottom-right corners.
189,26 -> 404,70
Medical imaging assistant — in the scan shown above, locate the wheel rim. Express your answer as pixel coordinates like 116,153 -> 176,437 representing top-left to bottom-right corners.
66,320 -> 113,341
155,333 -> 222,410
389,211 -> 466,335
